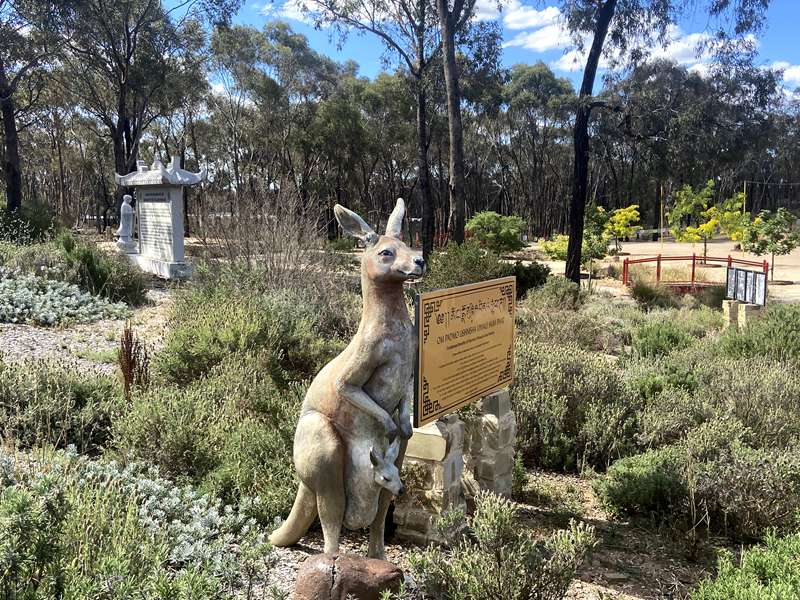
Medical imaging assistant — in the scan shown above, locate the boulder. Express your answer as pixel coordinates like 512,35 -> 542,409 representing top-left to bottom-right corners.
293,553 -> 403,600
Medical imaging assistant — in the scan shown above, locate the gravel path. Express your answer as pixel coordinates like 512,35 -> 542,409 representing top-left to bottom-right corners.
0,287 -> 174,374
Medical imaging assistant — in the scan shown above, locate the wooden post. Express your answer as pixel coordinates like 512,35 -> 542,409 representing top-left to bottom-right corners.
691,253 -> 696,287
656,254 -> 661,282
623,258 -> 629,286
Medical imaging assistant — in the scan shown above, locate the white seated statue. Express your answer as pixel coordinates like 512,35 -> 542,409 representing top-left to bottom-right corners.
116,194 -> 137,253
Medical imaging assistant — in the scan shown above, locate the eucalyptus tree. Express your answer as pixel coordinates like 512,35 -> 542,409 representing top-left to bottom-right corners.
0,0 -> 75,213
300,0 -> 441,257
557,0 -> 772,283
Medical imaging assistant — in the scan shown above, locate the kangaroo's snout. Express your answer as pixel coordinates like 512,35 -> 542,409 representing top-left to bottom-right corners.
398,485 -> 406,497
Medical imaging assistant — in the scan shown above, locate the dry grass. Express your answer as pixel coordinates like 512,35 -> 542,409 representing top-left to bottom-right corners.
627,263 -> 725,285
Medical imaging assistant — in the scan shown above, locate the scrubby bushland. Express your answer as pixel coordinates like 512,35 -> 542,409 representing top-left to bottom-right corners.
411,491 -> 596,600
719,303 -> 800,361
155,268 -> 356,386
512,339 -> 638,471
524,276 -> 584,311
0,200 -> 54,244
0,360 -> 122,453
625,347 -> 800,450
630,280 -> 679,309
691,531 -> 800,599
1,232 -> 148,306
0,448 -> 275,599
465,211 -> 526,253
114,352 -> 302,522
595,419 -> 800,540
56,232 -> 148,305
0,267 -> 129,325
633,320 -> 696,357
420,240 -> 548,298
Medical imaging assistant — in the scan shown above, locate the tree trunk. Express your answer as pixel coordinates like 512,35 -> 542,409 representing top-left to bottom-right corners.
417,83 -> 435,261
565,0 -> 617,283
0,59 -> 23,214
438,0 -> 466,244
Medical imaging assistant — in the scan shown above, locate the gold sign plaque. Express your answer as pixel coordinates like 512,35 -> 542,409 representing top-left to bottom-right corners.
414,276 -> 515,427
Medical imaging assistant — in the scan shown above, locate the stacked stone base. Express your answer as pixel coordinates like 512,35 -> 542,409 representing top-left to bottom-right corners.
463,390 -> 516,499
723,299 -> 763,331
394,390 -> 516,545
393,415 -> 465,545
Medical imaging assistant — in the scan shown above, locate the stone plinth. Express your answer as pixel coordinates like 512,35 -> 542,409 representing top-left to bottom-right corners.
393,414 -> 466,545
738,302 -> 763,329
462,390 -> 516,499
722,299 -> 740,331
293,554 -> 402,600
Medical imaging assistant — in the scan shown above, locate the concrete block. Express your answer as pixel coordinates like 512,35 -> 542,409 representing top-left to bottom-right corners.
407,425 -> 447,461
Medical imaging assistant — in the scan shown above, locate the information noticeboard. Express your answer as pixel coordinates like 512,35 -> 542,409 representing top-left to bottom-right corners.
726,267 -> 767,306
414,276 -> 516,427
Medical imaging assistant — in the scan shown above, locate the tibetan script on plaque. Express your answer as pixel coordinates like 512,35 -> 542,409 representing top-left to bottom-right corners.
414,276 -> 515,427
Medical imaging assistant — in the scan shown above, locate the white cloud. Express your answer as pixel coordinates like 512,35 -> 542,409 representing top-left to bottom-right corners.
260,0 -> 310,23
771,61 -> 800,88
474,0 -> 501,22
503,3 -> 559,30
503,22 -> 570,52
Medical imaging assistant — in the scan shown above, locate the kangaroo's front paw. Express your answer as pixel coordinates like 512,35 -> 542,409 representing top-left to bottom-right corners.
384,418 -> 399,440
400,419 -> 413,440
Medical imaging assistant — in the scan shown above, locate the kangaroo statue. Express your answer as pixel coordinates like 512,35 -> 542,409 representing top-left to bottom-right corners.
269,198 -> 423,559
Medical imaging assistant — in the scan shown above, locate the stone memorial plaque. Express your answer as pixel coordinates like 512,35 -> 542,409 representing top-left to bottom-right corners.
736,269 -> 746,302
138,190 -> 175,262
414,276 -> 515,427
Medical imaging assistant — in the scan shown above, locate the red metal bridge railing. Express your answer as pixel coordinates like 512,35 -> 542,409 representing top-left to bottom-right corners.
622,254 -> 769,287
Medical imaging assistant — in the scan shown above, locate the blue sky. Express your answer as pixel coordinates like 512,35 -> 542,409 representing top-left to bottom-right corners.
231,0 -> 800,92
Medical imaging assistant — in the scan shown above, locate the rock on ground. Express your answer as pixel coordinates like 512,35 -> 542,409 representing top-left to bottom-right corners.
293,553 -> 403,600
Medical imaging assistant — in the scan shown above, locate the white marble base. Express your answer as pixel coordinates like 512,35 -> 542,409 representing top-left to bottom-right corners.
116,239 -> 138,253
126,252 -> 193,280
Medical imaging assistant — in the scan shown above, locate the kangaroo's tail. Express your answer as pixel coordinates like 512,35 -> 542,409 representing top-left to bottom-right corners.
269,481 -> 318,547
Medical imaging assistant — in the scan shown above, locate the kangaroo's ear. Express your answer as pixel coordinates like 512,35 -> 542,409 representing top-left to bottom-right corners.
386,438 -> 401,463
335,204 -> 377,245
369,447 -> 380,467
385,198 -> 405,239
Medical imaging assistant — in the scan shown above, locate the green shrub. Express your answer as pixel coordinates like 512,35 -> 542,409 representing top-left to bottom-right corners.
626,350 -> 800,451
593,446 -> 686,517
691,531 -> 800,599
0,201 -> 55,244
517,309 -> 612,352
114,353 -> 302,522
511,260 -> 550,298
421,240 -> 512,293
420,240 -> 547,299
512,339 -> 638,471
691,444 -> 800,539
596,430 -> 800,539
465,211 -> 526,253
0,360 -> 122,454
540,234 -> 569,261
0,267 -> 129,325
0,448 -> 276,599
156,281 -> 346,386
327,236 -> 357,252
719,303 -> 800,362
633,320 -> 696,357
410,491 -> 596,600
56,232 -> 148,305
524,276 -> 584,310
